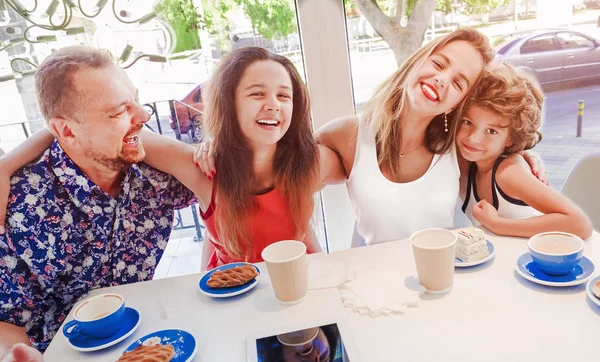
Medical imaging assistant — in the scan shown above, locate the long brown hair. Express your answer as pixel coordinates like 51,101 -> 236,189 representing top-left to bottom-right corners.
363,29 -> 495,180
203,47 -> 319,258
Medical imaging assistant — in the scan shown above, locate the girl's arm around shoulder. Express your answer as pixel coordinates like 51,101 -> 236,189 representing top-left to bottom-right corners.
314,116 -> 359,179
304,226 -> 323,254
0,129 -> 55,231
491,153 -> 592,239
140,130 -> 213,208
0,128 -> 54,173
318,145 -> 346,187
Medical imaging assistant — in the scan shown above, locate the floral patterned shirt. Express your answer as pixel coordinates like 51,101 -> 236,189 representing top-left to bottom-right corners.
0,141 -> 196,351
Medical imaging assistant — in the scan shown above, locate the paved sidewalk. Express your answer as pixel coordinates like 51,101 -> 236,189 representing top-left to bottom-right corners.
536,126 -> 600,189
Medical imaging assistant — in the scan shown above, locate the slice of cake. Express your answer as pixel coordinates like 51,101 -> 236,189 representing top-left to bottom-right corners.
456,228 -> 489,263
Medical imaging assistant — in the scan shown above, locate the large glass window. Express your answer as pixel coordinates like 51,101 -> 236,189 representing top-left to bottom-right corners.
2,1 -> 600,270
0,0 -> 328,277
343,0 -> 600,192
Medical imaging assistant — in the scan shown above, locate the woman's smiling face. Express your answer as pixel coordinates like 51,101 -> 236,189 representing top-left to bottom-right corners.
405,40 -> 485,119
235,59 -> 294,149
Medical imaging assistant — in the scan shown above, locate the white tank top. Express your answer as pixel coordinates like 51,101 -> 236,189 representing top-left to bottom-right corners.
346,121 -> 460,245
461,155 -> 542,225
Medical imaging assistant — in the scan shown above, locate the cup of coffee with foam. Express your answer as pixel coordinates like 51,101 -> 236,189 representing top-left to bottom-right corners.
528,231 -> 584,275
63,293 -> 125,339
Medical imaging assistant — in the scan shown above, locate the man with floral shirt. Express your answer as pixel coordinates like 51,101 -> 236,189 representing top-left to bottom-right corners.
0,46 -> 196,360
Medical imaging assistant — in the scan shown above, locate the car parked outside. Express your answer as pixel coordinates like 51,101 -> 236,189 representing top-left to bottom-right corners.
584,0 -> 600,9
496,29 -> 600,87
169,82 -> 204,142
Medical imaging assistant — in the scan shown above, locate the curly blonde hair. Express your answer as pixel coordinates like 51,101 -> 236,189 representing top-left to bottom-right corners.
466,63 -> 544,153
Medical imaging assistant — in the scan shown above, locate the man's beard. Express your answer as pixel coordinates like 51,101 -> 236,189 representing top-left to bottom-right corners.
84,144 -> 146,172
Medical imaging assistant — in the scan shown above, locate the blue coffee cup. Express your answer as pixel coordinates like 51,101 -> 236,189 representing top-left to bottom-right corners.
63,293 -> 125,339
528,232 -> 584,276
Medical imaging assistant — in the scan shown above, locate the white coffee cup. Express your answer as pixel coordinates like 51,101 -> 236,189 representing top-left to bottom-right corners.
410,228 -> 457,294
261,240 -> 308,305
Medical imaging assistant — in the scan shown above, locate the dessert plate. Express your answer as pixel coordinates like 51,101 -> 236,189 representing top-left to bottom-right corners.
122,329 -> 196,362
198,262 -> 260,298
586,275 -> 600,308
455,240 -> 495,267
66,307 -> 140,352
515,253 -> 595,287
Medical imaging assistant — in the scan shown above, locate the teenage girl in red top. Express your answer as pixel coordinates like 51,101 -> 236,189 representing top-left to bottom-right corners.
141,47 -> 344,269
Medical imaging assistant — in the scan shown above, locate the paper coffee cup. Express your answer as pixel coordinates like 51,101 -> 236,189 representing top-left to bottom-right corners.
411,228 -> 457,294
261,240 -> 308,305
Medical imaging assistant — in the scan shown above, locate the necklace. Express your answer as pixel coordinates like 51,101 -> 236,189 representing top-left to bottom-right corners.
399,144 -> 422,158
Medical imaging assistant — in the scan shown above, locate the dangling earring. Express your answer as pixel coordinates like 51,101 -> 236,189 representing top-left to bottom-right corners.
444,113 -> 448,133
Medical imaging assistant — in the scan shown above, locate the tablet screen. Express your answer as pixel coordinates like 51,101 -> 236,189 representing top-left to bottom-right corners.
255,323 -> 350,361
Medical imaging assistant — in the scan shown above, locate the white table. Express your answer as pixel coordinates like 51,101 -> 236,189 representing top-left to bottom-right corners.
44,231 -> 600,362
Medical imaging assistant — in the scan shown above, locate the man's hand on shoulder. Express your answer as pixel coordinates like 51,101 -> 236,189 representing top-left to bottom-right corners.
1,344 -> 43,362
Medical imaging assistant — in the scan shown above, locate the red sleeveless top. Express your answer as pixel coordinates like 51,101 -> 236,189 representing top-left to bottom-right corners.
201,186 -> 303,270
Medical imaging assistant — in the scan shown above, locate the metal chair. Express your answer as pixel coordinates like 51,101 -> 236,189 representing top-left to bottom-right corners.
561,153 -> 600,231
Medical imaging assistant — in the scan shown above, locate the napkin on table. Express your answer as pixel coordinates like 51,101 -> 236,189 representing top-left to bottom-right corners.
339,269 -> 426,317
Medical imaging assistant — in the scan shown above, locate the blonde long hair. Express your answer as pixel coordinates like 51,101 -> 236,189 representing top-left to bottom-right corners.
203,47 -> 319,258
363,29 -> 495,180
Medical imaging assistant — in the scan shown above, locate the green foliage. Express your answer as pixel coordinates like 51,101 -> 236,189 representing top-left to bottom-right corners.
200,0 -> 235,36
197,0 -> 298,50
233,0 -> 298,40
156,0 -> 511,52
154,0 -> 201,52
200,0 -> 235,51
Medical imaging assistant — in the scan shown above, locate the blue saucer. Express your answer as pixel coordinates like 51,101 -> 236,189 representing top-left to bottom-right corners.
516,253 -> 595,287
66,307 -> 141,352
199,262 -> 260,298
455,240 -> 495,267
123,329 -> 196,362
